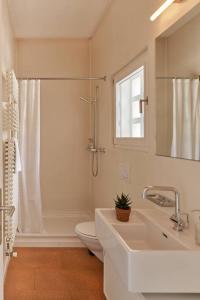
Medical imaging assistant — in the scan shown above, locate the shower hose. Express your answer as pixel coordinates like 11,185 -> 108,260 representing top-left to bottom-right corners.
92,151 -> 98,177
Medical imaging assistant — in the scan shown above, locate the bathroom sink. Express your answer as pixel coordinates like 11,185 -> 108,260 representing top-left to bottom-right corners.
95,208 -> 200,293
112,221 -> 186,250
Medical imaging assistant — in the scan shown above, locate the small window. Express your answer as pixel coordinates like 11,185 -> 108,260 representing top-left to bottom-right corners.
116,66 -> 144,138
113,52 -> 148,150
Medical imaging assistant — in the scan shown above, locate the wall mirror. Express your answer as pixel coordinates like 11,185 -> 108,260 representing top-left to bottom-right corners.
156,11 -> 200,161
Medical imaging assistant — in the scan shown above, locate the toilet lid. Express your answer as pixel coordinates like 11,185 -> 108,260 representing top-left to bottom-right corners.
76,222 -> 96,238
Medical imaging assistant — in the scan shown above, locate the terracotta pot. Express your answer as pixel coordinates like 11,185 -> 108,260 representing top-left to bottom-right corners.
115,207 -> 131,222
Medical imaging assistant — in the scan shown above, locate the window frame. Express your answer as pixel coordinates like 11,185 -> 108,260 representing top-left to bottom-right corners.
113,52 -> 149,151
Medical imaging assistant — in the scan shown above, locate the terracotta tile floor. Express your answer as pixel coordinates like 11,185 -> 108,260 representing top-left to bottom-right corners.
5,248 -> 106,300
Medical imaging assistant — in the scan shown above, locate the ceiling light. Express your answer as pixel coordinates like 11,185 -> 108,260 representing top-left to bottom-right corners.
150,0 -> 182,22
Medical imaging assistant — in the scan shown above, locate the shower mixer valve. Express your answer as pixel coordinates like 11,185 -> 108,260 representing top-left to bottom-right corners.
87,138 -> 94,150
87,138 -> 106,153
87,139 -> 106,153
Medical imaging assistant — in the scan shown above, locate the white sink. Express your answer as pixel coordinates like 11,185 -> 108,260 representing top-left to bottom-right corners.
95,208 -> 200,293
113,222 -> 186,250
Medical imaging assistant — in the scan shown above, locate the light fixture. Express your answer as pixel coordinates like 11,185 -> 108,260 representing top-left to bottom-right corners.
150,0 -> 182,22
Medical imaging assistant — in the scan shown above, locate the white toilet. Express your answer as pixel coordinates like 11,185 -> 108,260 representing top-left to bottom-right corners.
75,221 -> 103,262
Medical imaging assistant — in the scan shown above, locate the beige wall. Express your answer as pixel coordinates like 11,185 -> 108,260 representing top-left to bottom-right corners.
91,0 -> 200,213
11,0 -> 200,215
167,13 -> 200,76
1,0 -> 16,74
156,38 -> 172,156
16,39 -> 92,213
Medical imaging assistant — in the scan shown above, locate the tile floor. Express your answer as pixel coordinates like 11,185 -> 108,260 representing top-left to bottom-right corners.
5,247 -> 106,300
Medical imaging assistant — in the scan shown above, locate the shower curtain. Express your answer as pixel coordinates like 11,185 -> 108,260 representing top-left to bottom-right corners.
171,79 -> 200,160
18,80 -> 43,233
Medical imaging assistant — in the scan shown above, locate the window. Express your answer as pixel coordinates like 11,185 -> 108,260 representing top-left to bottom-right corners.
113,52 -> 148,150
116,66 -> 144,138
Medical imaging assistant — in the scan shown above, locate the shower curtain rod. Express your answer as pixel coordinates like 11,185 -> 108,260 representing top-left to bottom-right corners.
17,76 -> 106,81
156,76 -> 200,80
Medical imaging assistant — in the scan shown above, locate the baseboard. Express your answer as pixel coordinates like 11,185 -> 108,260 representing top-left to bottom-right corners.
15,234 -> 85,248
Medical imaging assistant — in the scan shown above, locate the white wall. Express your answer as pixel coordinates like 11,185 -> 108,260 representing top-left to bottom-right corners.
16,39 -> 92,213
91,0 -> 200,214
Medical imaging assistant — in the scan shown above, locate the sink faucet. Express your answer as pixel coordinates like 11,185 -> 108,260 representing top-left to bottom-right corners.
143,186 -> 188,231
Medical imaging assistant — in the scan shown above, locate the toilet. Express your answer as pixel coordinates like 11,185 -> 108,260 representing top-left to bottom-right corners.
75,221 -> 103,262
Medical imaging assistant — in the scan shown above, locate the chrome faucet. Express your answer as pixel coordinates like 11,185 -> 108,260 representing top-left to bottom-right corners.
143,186 -> 188,231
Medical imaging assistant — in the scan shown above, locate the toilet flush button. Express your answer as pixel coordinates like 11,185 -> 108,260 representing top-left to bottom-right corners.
119,163 -> 130,181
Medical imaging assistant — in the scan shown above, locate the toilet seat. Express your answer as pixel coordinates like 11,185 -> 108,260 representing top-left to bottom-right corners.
75,222 -> 97,239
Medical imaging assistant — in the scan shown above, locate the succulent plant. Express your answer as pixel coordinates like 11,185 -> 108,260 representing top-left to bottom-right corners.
114,193 -> 132,210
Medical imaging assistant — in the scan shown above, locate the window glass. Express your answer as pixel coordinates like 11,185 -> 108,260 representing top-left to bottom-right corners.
116,66 -> 144,138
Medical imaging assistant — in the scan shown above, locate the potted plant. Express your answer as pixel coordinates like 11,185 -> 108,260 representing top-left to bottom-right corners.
114,193 -> 132,222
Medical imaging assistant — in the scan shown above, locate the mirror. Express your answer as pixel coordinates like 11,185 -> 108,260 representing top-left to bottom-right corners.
156,12 -> 200,161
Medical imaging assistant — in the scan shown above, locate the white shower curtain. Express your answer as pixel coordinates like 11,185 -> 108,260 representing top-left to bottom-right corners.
18,80 -> 43,233
171,79 -> 200,160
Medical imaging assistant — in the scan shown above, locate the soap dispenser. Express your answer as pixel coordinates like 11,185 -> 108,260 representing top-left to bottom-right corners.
192,210 -> 200,246
195,216 -> 200,246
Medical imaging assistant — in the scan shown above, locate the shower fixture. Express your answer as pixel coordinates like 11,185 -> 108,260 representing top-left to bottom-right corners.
80,86 -> 105,177
80,97 -> 96,104
18,76 -> 106,81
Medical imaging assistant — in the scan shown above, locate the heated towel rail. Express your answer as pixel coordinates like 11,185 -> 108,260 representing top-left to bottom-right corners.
2,71 -> 19,256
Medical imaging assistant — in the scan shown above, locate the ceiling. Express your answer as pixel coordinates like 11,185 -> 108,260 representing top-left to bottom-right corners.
7,0 -> 112,38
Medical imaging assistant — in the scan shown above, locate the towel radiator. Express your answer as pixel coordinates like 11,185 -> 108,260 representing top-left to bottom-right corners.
2,71 -> 19,257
